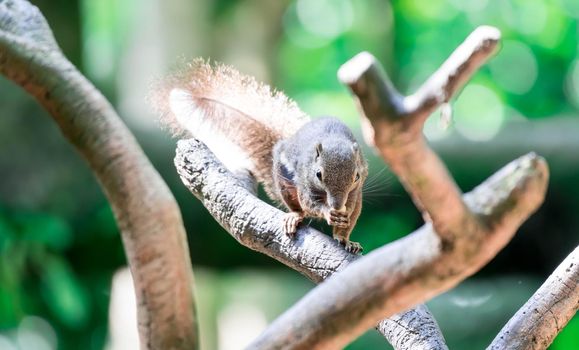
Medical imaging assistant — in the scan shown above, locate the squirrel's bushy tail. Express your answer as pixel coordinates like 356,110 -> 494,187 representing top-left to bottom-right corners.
150,59 -> 310,197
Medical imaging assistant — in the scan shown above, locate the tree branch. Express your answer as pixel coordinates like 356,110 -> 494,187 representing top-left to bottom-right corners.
379,304 -> 449,350
175,139 -> 447,349
338,26 -> 500,225
248,152 -> 547,350
0,1 -> 198,348
488,246 -> 579,349
245,26 -> 548,349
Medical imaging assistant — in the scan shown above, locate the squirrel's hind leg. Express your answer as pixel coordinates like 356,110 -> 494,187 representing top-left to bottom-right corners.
273,146 -> 305,238
278,182 -> 304,238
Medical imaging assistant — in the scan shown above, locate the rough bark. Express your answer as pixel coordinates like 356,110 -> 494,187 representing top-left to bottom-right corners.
247,152 -> 547,350
245,26 -> 547,349
175,139 -> 447,349
378,304 -> 449,350
0,1 -> 198,348
488,246 -> 579,349
338,26 -> 501,225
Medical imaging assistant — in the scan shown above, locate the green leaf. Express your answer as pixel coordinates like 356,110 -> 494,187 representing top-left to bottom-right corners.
0,215 -> 13,251
40,257 -> 90,328
15,212 -> 72,251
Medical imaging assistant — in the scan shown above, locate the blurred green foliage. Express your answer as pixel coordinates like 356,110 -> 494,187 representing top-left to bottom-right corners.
553,316 -> 579,349
0,0 -> 578,349
0,207 -> 114,349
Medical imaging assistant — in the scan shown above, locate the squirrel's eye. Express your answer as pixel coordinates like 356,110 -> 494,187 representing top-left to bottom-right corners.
316,171 -> 323,181
355,172 -> 360,182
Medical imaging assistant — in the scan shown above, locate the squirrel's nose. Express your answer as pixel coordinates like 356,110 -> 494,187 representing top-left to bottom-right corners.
329,195 -> 346,211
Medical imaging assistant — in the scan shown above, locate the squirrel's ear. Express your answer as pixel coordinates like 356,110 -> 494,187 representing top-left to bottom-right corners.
352,143 -> 360,161
315,142 -> 323,158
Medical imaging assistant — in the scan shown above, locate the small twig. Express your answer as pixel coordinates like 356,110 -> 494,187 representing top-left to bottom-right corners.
0,1 -> 198,348
408,25 -> 501,121
488,246 -> 579,350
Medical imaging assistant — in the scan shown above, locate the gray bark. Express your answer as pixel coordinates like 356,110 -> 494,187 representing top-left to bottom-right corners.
246,26 -> 546,349
247,152 -> 547,349
175,139 -> 448,349
488,246 -> 579,349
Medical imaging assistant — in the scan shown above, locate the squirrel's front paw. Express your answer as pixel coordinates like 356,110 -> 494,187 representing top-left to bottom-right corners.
333,236 -> 363,254
282,212 -> 303,238
326,209 -> 349,228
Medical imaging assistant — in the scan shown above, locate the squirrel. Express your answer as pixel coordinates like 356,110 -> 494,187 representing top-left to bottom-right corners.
152,59 -> 368,253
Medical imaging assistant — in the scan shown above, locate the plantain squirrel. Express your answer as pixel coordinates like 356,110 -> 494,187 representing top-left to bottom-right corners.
153,59 -> 368,253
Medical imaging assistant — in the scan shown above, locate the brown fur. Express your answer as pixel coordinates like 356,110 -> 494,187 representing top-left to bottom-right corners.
148,59 -> 311,198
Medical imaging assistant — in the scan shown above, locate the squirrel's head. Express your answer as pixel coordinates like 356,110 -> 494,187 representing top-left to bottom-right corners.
309,140 -> 368,210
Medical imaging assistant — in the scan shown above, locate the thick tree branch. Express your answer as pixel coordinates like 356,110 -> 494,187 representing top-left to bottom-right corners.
245,26 -> 548,349
488,246 -> 579,349
248,152 -> 547,350
175,139 -> 447,349
0,1 -> 198,348
338,26 -> 500,226
253,154 -> 548,349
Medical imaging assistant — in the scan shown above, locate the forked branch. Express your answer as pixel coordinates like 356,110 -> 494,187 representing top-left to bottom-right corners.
246,26 -> 548,349
248,152 -> 547,349
338,26 -> 501,226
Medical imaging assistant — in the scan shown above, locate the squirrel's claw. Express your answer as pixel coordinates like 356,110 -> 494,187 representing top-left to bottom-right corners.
333,235 -> 363,254
282,212 -> 303,238
326,209 -> 350,228
345,241 -> 363,254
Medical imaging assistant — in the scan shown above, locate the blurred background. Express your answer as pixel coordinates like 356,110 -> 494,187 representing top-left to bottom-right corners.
1,0 -> 578,349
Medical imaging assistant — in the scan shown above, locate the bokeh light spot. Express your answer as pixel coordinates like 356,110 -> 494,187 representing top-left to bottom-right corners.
424,107 -> 453,142
532,4 -> 568,49
400,0 -> 458,21
564,59 -> 579,109
489,40 -> 538,95
351,0 -> 393,35
454,84 -> 505,141
294,92 -> 358,128
0,336 -> 17,350
282,3 -> 333,49
560,0 -> 579,18
501,0 -> 548,36
218,303 -> 267,350
447,0 -> 489,13
17,316 -> 57,350
296,0 -> 354,39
